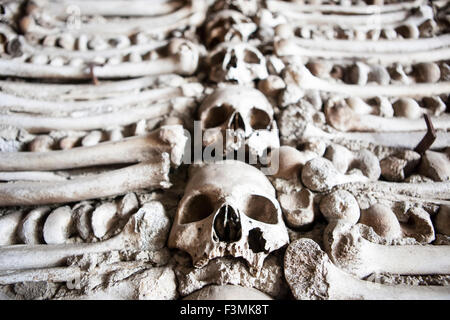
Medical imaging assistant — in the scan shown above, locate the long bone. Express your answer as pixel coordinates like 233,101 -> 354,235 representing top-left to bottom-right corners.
299,123 -> 450,150
31,0 -> 184,17
0,125 -> 187,171
325,103 -> 450,132
0,204 -> 166,270
275,39 -> 450,65
23,1 -> 206,37
0,75 -> 177,100
0,102 -> 173,133
0,39 -> 199,79
0,153 -> 171,206
285,238 -> 450,300
266,0 -> 426,15
0,83 -> 201,114
286,65 -> 450,98
324,222 -> 450,278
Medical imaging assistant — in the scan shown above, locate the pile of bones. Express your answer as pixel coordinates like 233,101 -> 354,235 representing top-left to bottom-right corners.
0,0 -> 449,300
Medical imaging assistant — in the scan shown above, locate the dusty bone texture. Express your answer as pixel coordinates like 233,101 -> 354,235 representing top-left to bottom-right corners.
0,153 -> 171,206
175,255 -> 288,298
0,201 -> 171,271
198,85 -> 279,157
0,125 -> 187,171
168,160 -> 289,274
323,222 -> 450,278
184,284 -> 272,300
285,238 -> 450,300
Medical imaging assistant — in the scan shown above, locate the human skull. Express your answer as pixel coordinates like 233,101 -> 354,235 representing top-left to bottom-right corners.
198,85 -> 279,157
205,10 -> 257,49
208,42 -> 268,84
212,0 -> 258,16
168,160 -> 289,274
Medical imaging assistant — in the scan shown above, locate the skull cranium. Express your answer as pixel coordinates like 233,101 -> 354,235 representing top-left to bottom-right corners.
205,10 -> 257,49
168,160 -> 289,274
208,42 -> 268,84
198,85 -> 280,157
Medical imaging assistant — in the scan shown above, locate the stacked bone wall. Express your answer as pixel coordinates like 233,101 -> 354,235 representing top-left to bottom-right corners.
0,0 -> 449,300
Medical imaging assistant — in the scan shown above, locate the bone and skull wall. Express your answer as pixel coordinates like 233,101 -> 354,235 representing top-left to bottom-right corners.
0,0 -> 449,300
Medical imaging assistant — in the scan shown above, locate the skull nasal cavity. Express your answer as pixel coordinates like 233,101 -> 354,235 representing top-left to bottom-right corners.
214,205 -> 242,243
230,112 -> 246,131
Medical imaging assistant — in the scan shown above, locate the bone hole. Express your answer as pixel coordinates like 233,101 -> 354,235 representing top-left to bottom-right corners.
243,195 -> 278,224
243,49 -> 260,64
229,112 -> 246,131
203,104 -> 233,129
249,108 -> 271,130
180,194 -> 215,224
213,205 -> 242,243
248,228 -> 268,253
211,51 -> 226,66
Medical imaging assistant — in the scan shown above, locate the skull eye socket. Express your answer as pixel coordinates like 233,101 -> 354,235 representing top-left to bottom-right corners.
249,108 -> 271,130
243,49 -> 260,64
242,195 -> 278,224
203,104 -> 233,129
180,194 -> 216,224
210,50 -> 226,66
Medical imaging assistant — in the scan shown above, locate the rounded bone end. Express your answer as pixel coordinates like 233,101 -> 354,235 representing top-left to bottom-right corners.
413,63 -> 441,83
319,190 -> 360,225
359,204 -> 402,240
279,189 -> 315,229
270,146 -> 315,180
183,285 -> 273,300
301,157 -> 339,192
43,206 -> 74,244
168,39 -> 199,75
435,205 -> 450,236
284,238 -> 331,300
393,98 -> 423,120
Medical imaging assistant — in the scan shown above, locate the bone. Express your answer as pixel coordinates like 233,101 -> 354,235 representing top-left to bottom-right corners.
324,144 -> 381,180
319,190 -> 360,225
286,65 -> 450,98
0,211 -> 23,246
42,206 -> 75,244
32,0 -> 183,17
17,207 -> 50,245
419,150 -> 450,182
402,207 -> 435,244
300,123 -> 450,150
275,39 -> 450,65
0,126 -> 186,171
184,285 -> 273,300
0,153 -> 171,206
325,103 -> 450,132
0,171 -> 68,182
301,157 -> 369,192
436,205 -> 450,236
0,85 -> 192,114
324,222 -> 450,278
279,188 -> 315,229
269,146 -> 317,180
0,202 -> 168,270
359,203 -> 402,240
285,238 -> 450,300
0,39 -> 199,79
0,102 -> 172,133
91,202 -> 118,239
266,0 -> 425,15
73,202 -> 93,241
28,135 -> 54,152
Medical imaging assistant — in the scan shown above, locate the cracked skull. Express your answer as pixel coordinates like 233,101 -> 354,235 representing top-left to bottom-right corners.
208,42 -> 268,84
205,10 -> 257,49
198,85 -> 279,157
168,160 -> 289,274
